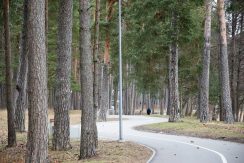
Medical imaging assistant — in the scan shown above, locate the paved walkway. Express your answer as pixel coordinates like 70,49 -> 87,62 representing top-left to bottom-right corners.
70,115 -> 244,163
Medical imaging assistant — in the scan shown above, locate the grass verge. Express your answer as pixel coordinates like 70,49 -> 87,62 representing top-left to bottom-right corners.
135,116 -> 244,143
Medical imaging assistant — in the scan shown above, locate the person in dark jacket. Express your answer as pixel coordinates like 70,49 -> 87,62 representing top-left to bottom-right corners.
147,108 -> 151,115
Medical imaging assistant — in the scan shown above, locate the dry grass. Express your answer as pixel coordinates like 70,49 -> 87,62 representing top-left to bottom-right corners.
136,116 -> 244,143
0,139 -> 151,163
0,109 -> 151,163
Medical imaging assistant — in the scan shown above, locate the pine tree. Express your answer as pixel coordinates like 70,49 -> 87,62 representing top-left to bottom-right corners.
25,0 -> 48,161
53,0 -> 73,150
3,0 -> 16,147
217,0 -> 234,124
200,0 -> 212,123
15,0 -> 28,132
79,0 -> 98,158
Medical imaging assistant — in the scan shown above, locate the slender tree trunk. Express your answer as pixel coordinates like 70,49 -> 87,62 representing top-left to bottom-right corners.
147,93 -> 151,110
168,12 -> 180,122
26,0 -> 48,162
3,0 -> 16,147
93,0 -> 100,122
200,0 -> 212,123
217,0 -> 234,124
132,87 -> 136,115
168,44 -> 180,122
53,0 -> 73,150
141,93 -> 144,113
99,65 -> 109,121
218,30 -> 225,121
98,0 -> 116,119
231,13 -> 238,122
131,82 -> 135,115
160,98 -> 163,115
114,81 -> 118,114
79,0 -> 97,158
237,14 -> 243,121
167,67 -> 170,116
109,75 -> 113,111
15,0 -> 28,132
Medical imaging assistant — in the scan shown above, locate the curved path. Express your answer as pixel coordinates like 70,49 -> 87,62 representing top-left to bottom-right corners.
70,115 -> 244,163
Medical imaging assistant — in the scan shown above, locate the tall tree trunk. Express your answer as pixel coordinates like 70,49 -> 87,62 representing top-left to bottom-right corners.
53,0 -> 73,150
167,65 -> 170,116
79,0 -> 97,158
141,93 -> 144,113
3,0 -> 16,147
237,14 -> 243,121
200,0 -> 212,123
217,0 -> 234,124
168,12 -> 180,122
26,0 -> 48,162
93,0 -> 100,121
230,12 -> 238,121
15,0 -> 28,133
98,0 -> 116,119
168,44 -> 180,122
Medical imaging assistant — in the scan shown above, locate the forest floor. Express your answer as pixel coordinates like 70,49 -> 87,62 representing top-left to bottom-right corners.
0,110 -> 151,163
135,116 -> 244,143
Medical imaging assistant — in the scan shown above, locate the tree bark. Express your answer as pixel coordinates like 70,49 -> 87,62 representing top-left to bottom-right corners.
53,0 -> 73,150
79,0 -> 97,158
230,12 -> 238,121
237,14 -> 243,121
200,0 -> 212,123
168,12 -> 180,122
14,0 -> 28,133
25,0 -> 48,162
141,93 -> 144,113
3,0 -> 16,147
93,0 -> 100,122
98,0 -> 116,119
167,67 -> 170,116
114,81 -> 118,114
217,0 -> 234,124
99,65 -> 109,121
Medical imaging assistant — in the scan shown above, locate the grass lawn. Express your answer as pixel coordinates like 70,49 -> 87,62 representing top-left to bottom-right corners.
136,116 -> 244,143
0,110 -> 151,163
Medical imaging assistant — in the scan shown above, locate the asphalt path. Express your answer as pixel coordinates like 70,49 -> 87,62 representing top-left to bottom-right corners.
70,115 -> 244,163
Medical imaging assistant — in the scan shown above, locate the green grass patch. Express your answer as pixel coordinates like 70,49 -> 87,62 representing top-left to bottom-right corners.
137,117 -> 244,143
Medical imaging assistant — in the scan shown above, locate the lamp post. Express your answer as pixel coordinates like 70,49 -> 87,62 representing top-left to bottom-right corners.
118,0 -> 123,141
